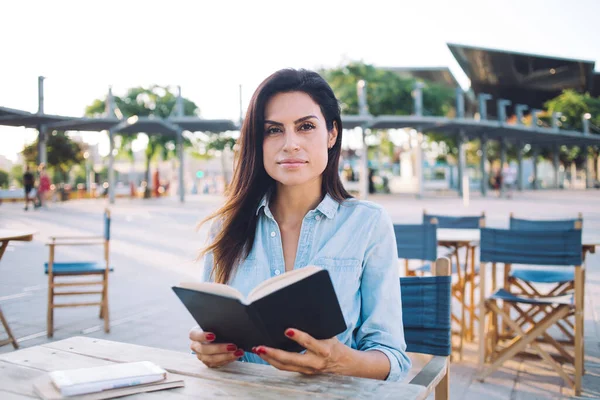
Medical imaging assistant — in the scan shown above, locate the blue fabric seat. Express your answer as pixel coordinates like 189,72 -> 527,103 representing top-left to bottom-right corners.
45,262 -> 113,275
489,288 -> 573,306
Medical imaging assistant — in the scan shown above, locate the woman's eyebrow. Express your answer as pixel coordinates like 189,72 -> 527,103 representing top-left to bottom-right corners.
264,115 -> 319,126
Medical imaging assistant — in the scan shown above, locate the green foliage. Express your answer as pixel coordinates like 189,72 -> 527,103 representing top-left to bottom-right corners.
10,164 -> 24,188
85,85 -> 200,197
0,169 -> 9,188
21,132 -> 85,182
320,62 -> 454,117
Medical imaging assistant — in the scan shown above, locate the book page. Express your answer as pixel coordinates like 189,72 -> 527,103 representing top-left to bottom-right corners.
247,266 -> 322,304
178,282 -> 244,301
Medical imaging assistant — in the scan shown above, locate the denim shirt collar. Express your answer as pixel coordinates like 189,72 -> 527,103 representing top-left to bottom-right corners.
256,192 -> 339,220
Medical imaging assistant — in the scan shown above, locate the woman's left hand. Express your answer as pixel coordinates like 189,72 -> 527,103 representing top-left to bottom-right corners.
252,328 -> 352,375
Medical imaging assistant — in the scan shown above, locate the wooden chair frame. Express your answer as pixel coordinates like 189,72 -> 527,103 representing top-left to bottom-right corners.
478,223 -> 584,396
46,209 -> 111,337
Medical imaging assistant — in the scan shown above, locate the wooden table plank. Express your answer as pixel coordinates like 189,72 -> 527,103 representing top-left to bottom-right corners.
33,336 -> 426,399
0,347 -> 324,399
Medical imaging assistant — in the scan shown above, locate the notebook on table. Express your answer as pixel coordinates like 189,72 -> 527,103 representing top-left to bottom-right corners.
33,361 -> 185,399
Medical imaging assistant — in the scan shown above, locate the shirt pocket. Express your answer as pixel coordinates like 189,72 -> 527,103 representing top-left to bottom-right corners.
311,257 -> 362,292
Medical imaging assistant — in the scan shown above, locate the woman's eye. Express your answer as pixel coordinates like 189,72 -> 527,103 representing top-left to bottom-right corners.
299,122 -> 315,131
265,126 -> 282,135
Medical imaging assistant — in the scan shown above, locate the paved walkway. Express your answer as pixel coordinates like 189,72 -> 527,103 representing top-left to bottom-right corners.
1,190 -> 599,399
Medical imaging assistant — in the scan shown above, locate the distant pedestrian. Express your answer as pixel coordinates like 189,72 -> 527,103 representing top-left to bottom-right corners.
23,165 -> 35,211
36,163 -> 51,208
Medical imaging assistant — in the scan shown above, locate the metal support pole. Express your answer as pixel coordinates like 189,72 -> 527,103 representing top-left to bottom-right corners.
108,129 -> 115,204
457,132 -> 466,196
456,88 -> 465,119
500,139 -> 507,197
176,86 -> 185,203
480,134 -> 488,196
413,82 -> 424,117
515,104 -> 528,125
583,113 -> 591,135
357,80 -> 370,200
37,76 -> 47,166
532,147 -> 538,190
416,131 -> 424,199
478,93 -> 492,120
360,126 -> 369,200
552,112 -> 563,131
497,99 -> 511,124
584,147 -> 591,189
517,141 -> 524,191
553,144 -> 561,189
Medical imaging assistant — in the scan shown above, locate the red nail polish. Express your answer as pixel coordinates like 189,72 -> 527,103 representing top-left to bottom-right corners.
251,347 -> 257,353
205,333 -> 215,341
234,349 -> 244,357
258,347 -> 267,355
227,344 -> 237,351
285,329 -> 294,338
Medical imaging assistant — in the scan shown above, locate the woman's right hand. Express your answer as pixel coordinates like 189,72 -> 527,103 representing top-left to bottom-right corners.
189,327 -> 245,368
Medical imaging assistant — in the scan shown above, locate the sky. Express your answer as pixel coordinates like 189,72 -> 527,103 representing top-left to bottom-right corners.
1,0 -> 599,162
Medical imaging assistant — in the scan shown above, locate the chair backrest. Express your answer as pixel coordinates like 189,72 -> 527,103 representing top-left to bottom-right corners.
423,211 -> 485,229
400,257 -> 452,356
480,227 -> 582,266
509,213 -> 583,231
393,223 -> 437,262
104,209 -> 111,241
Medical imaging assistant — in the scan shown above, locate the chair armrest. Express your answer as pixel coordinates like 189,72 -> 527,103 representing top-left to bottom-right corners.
49,236 -> 104,241
408,355 -> 449,397
46,241 -> 105,246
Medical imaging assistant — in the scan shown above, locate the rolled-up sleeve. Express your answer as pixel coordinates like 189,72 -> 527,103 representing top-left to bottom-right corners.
355,208 -> 411,381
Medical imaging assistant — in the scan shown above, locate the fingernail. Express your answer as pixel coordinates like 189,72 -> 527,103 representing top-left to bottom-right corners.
227,344 -> 237,351
285,329 -> 294,338
258,347 -> 267,355
234,349 -> 244,357
205,333 -> 215,341
251,347 -> 257,353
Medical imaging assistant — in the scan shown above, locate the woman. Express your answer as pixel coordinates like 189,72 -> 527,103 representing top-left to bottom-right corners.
37,163 -> 51,207
190,69 -> 410,381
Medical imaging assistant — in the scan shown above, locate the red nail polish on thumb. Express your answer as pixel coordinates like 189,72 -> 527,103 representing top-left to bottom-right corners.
285,329 -> 294,338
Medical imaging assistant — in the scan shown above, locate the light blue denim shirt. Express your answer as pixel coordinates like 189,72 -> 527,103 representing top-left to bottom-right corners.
202,194 -> 411,381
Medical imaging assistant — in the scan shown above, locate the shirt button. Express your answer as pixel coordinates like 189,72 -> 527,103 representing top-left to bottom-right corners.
270,231 -> 276,237
274,269 -> 281,275
316,215 -> 322,221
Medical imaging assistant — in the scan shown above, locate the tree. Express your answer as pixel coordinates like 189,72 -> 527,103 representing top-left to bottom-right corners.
10,164 -> 23,188
0,169 -> 8,189
542,90 -> 600,171
21,132 -> 85,182
321,61 -> 454,117
85,86 -> 200,198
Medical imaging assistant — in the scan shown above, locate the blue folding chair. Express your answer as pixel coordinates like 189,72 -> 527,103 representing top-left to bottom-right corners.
478,226 -> 584,395
393,222 -> 465,359
508,213 -> 583,298
424,211 -> 486,342
401,256 -> 452,400
45,209 -> 113,337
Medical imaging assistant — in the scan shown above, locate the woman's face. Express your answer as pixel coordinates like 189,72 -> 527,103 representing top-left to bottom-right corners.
262,91 -> 337,188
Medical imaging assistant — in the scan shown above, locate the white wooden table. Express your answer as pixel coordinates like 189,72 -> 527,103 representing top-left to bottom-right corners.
0,228 -> 36,349
0,336 -> 429,399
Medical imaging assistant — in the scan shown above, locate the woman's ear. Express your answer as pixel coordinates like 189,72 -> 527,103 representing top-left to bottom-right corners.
328,122 -> 339,149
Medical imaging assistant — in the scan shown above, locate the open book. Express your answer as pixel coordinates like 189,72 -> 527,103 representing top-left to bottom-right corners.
172,266 -> 347,352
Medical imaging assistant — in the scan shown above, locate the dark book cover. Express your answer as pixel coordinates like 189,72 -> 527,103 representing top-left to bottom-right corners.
172,269 -> 347,352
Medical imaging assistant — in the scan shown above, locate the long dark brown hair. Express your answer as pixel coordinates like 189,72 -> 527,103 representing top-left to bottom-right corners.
200,69 -> 351,284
